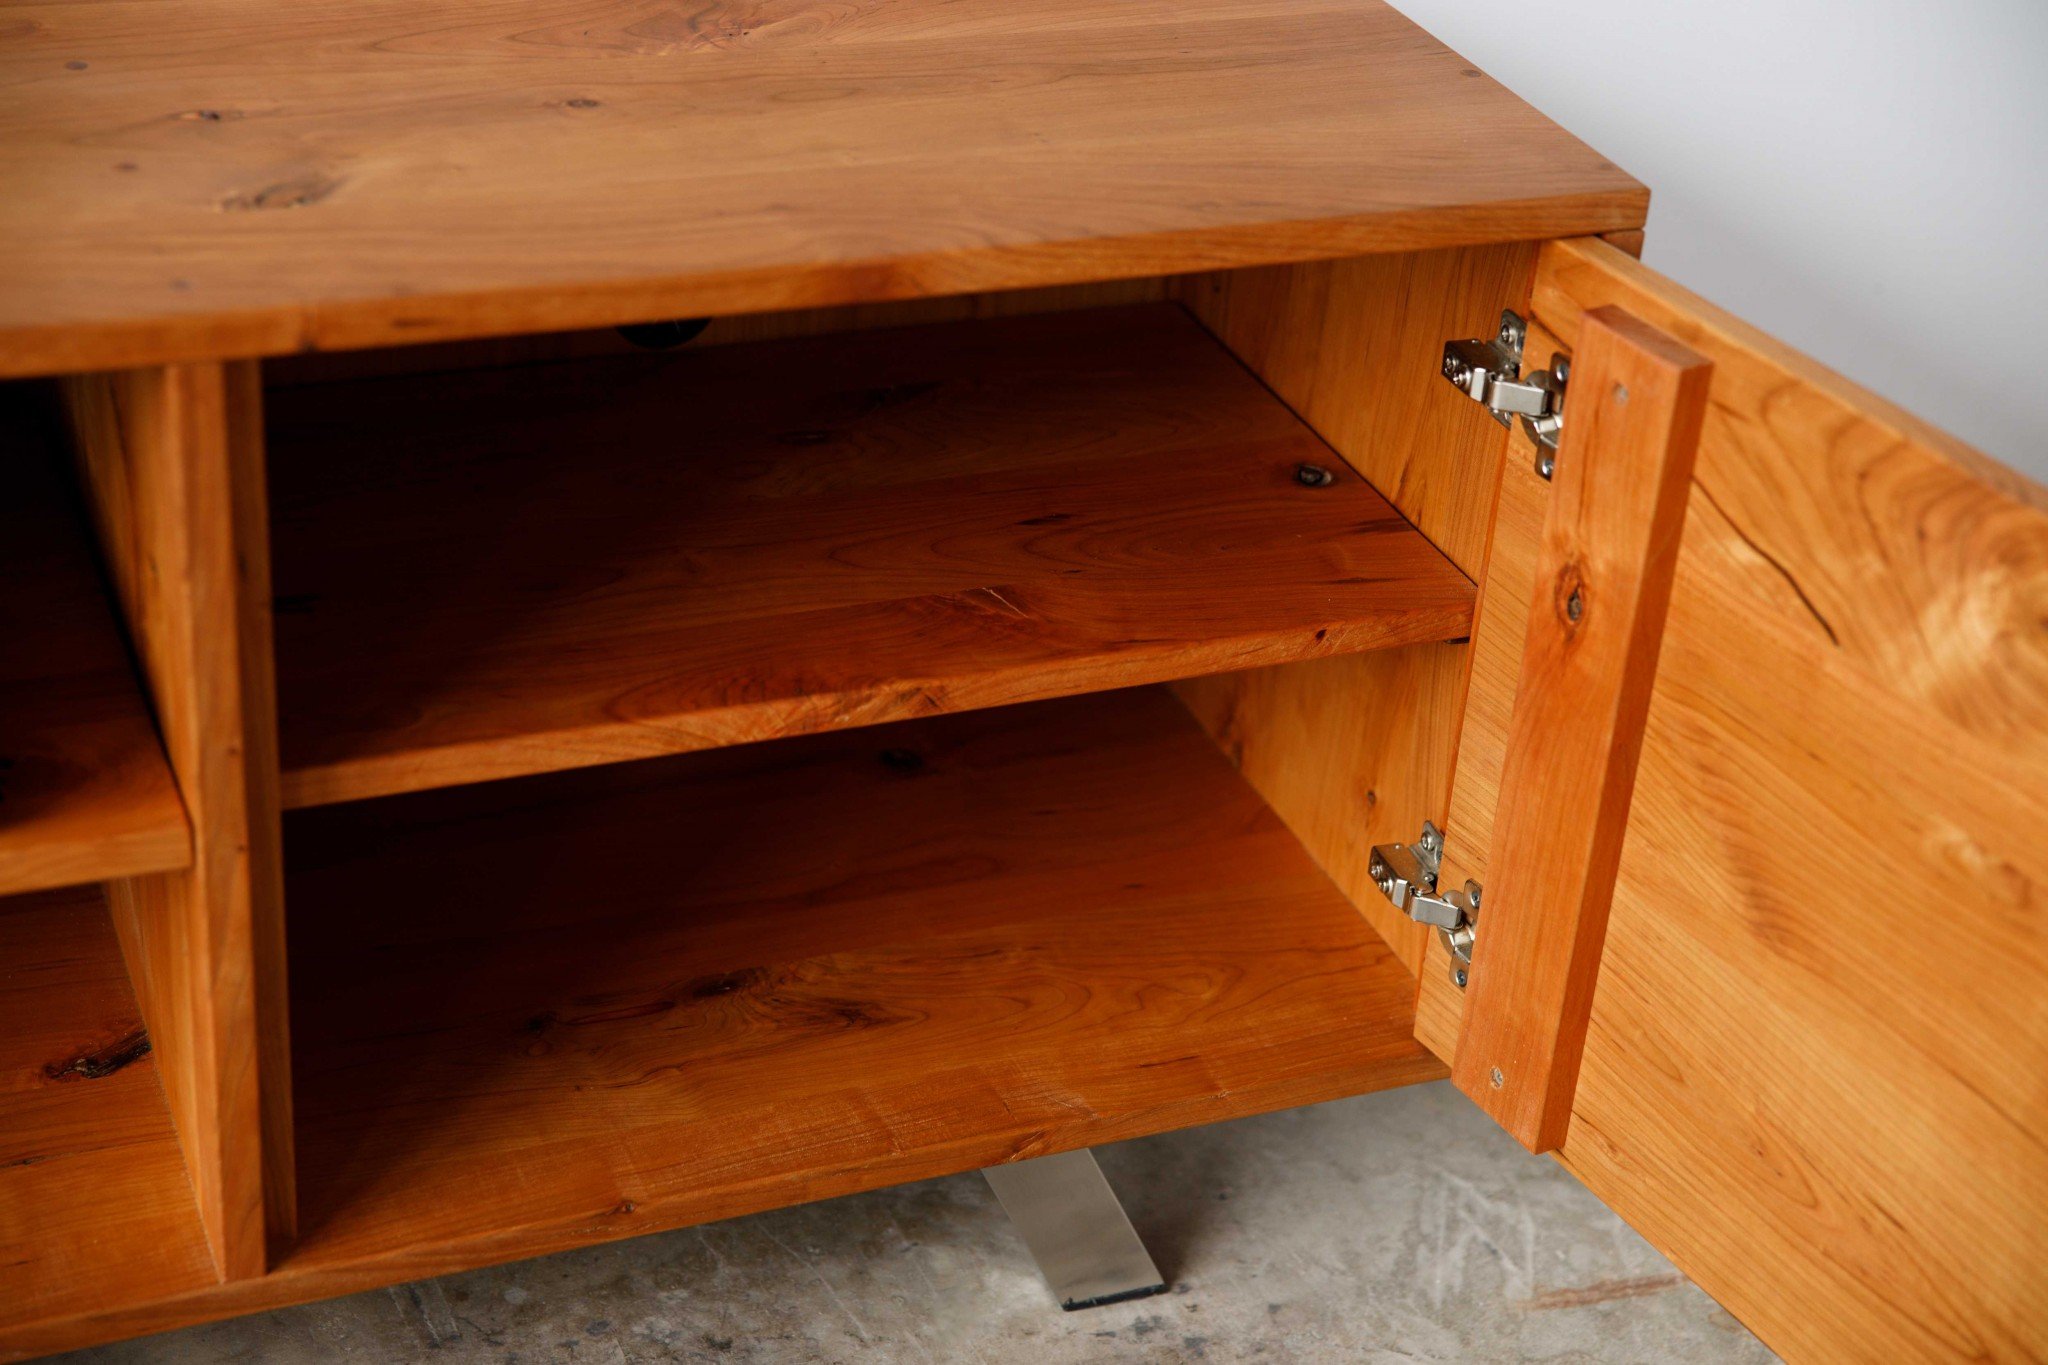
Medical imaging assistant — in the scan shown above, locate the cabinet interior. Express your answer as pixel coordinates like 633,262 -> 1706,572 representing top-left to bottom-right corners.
0,245 -> 1527,1351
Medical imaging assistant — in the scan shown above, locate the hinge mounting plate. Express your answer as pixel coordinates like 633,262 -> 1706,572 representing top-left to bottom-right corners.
1441,310 -> 1568,479
1369,821 -> 1481,988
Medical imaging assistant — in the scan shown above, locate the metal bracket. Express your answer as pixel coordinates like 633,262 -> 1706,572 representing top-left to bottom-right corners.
983,1150 -> 1167,1311
1369,821 -> 1481,988
1441,310 -> 1568,479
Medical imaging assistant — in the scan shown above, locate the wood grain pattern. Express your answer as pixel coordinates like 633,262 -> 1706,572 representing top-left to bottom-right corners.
1175,646 -> 1467,976
1448,307 -> 1710,1151
1598,229 -> 1646,259
61,362 -> 294,1278
1177,243 -> 1539,576
0,0 -> 1644,377
1422,237 -> 2048,1361
0,686 -> 1445,1360
1170,244 -> 1532,970
0,389 -> 190,896
0,884 -> 221,1349
268,303 -> 1476,808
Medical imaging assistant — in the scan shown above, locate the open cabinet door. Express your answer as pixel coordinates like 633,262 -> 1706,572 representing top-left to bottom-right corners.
1414,238 -> 2048,1361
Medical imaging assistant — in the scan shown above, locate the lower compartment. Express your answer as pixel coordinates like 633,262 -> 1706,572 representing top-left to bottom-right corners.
285,685 -> 1441,1264
0,886 -> 218,1342
0,684 -> 1441,1358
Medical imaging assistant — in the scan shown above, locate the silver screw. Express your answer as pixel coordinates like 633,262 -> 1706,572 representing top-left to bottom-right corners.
1452,967 -> 1469,988
1489,1067 -> 1505,1089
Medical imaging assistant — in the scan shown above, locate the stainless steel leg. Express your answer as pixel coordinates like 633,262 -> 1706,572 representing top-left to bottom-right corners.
982,1149 -> 1167,1311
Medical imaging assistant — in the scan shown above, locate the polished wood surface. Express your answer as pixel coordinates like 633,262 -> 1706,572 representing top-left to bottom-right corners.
1171,244 -> 1531,970
1421,238 -> 2048,1362
1,686 -> 1444,1359
1175,646 -> 1467,976
1448,306 -> 1710,1150
61,363 -> 294,1277
0,884 -> 221,1351
0,0 -> 1644,378
0,391 -> 190,896
269,304 -> 1476,808
1177,244 -> 1538,576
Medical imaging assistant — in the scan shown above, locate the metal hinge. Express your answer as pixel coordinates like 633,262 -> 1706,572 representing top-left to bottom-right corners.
1441,310 -> 1569,479
1368,821 -> 1481,988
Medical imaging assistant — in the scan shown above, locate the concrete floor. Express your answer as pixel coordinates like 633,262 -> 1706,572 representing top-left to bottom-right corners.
59,1082 -> 1776,1363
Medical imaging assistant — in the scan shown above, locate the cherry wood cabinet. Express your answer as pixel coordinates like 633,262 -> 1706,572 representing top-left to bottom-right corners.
0,2 -> 2039,1359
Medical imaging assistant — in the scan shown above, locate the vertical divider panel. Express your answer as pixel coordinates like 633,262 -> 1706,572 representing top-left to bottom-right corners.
61,361 -> 293,1279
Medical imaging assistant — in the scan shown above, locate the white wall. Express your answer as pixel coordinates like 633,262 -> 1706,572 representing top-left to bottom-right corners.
1390,0 -> 2048,481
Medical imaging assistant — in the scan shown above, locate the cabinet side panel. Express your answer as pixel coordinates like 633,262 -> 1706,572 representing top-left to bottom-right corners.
62,364 -> 293,1278
1429,238 -> 2048,1362
1171,245 -> 1531,970
1175,646 -> 1463,975
1175,243 -> 1536,575
1411,325 -> 1557,1057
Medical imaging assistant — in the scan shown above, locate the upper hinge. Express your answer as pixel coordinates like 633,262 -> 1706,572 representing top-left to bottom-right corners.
1441,310 -> 1569,479
1369,821 -> 1481,988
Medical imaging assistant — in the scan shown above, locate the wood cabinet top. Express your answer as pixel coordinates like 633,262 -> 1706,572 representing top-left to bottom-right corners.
0,0 -> 1644,375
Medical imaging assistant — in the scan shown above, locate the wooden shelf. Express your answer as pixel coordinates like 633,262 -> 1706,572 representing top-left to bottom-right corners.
268,304 -> 1475,808
283,686 -> 1441,1279
0,885 -> 218,1344
0,0 -> 1643,376
0,393 -> 189,895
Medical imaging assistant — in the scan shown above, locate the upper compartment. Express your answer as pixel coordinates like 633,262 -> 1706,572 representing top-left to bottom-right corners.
0,0 -> 1643,377
0,391 -> 189,896
264,302 -> 1475,807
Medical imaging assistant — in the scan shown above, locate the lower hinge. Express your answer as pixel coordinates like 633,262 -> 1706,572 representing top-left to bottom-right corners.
1441,310 -> 1568,479
1369,821 -> 1481,988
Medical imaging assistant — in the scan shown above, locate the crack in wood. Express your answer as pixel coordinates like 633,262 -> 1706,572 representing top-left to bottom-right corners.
43,1026 -> 151,1082
1692,478 -> 1840,647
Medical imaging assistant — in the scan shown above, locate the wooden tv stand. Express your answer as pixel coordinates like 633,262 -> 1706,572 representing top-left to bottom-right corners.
1,2 -> 2042,1360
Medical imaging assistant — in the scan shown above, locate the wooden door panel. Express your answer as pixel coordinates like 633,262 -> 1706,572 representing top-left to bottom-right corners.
1423,237 -> 2048,1362
1448,306 -> 1712,1151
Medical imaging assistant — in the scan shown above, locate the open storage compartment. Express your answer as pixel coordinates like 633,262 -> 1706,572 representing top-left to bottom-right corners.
126,287 -> 1484,1299
255,293 -> 1471,1277
0,394 -> 213,1337
263,302 -> 1476,806
3,239 -> 1527,1353
0,884 -> 220,1332
0,392 -> 190,897
282,687 -> 1443,1271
